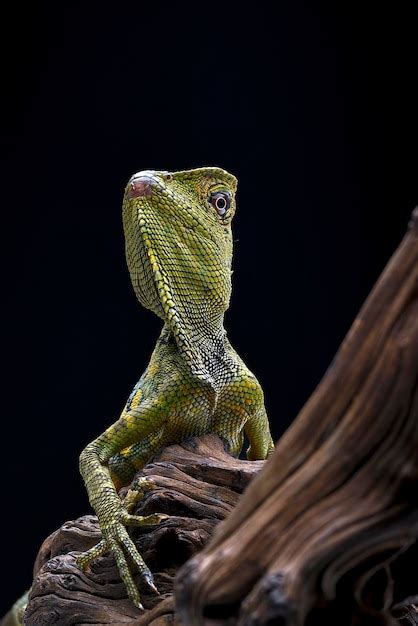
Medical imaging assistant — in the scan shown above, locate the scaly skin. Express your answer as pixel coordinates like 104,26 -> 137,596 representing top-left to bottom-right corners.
77,167 -> 274,608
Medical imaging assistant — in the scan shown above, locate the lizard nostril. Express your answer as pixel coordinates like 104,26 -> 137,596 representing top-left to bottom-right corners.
127,176 -> 155,199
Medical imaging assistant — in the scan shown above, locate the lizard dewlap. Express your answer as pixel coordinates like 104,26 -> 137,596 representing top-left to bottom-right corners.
78,167 -> 274,608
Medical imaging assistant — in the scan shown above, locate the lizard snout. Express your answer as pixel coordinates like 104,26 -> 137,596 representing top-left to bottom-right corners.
127,174 -> 158,199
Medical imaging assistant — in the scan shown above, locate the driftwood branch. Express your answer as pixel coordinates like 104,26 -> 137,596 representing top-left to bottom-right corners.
175,209 -> 418,625
23,436 -> 264,625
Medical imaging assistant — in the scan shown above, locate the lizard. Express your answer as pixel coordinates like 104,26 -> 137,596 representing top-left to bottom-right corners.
76,166 -> 275,609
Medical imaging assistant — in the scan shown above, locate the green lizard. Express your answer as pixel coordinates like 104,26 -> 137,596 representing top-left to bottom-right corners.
77,167 -> 274,608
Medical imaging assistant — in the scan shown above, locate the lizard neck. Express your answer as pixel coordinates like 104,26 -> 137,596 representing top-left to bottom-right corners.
160,313 -> 233,386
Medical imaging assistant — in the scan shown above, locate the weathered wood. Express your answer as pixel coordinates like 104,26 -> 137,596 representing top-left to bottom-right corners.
175,209 -> 418,625
24,435 -> 264,626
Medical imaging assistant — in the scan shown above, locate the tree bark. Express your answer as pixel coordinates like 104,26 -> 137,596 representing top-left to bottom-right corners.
175,209 -> 418,626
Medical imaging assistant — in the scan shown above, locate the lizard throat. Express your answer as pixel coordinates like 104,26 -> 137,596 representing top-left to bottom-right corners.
160,319 -> 234,389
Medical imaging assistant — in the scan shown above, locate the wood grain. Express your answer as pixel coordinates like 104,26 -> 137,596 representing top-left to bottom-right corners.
24,435 -> 263,625
176,209 -> 418,625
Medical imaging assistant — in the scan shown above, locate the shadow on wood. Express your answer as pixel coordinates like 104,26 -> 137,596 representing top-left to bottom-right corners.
175,209 -> 418,626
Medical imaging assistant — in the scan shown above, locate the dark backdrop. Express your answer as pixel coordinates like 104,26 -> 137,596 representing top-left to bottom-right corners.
1,1 -> 417,614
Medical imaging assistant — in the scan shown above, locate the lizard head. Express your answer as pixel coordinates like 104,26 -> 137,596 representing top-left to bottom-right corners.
122,167 -> 238,334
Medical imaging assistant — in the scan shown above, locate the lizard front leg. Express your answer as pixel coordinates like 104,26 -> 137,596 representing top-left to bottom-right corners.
245,406 -> 275,460
214,367 -> 275,461
109,429 -> 165,490
77,394 -> 168,609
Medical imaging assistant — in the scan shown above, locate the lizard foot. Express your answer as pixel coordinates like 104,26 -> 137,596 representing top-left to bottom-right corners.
76,505 -> 168,609
122,476 -> 157,513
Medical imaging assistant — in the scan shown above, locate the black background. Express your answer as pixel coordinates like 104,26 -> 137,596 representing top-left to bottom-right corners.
1,1 -> 417,614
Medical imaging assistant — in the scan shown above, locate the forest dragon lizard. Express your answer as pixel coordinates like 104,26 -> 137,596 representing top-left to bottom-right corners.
77,167 -> 275,608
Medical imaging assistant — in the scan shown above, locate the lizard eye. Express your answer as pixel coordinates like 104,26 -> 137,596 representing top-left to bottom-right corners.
209,192 -> 231,217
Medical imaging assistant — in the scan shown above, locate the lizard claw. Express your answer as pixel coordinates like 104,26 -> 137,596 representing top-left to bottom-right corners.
76,504 -> 167,609
122,477 -> 157,513
144,575 -> 159,595
76,539 -> 107,571
148,581 -> 159,595
121,512 -> 169,526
